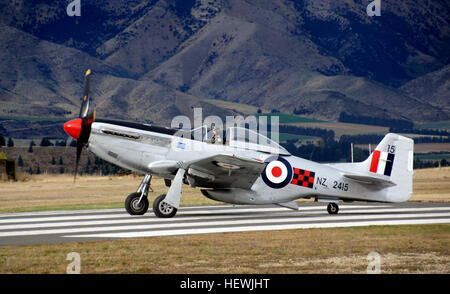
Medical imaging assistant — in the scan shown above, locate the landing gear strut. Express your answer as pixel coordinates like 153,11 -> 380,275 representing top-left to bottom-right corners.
153,194 -> 177,218
151,167 -> 185,218
125,174 -> 152,215
327,202 -> 339,215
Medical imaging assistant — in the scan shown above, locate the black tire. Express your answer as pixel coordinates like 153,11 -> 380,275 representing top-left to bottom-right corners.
153,194 -> 177,218
327,203 -> 339,214
125,192 -> 149,215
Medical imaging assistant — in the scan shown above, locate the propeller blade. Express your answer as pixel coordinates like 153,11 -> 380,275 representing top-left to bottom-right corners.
79,69 -> 91,118
66,136 -> 74,151
84,107 -> 96,127
65,69 -> 95,183
74,139 -> 85,182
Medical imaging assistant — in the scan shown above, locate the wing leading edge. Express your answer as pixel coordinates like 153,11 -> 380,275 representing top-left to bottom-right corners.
184,154 -> 267,190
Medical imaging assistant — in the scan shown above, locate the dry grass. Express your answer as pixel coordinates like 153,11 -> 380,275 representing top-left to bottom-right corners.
0,169 -> 448,274
0,225 -> 448,273
414,143 -> 450,153
411,167 -> 450,202
0,175 -> 216,213
200,97 -> 265,115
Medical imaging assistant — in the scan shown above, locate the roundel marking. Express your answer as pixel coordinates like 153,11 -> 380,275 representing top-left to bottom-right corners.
261,157 -> 293,189
271,166 -> 282,178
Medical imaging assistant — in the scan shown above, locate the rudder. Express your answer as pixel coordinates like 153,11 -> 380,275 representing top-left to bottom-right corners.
366,133 -> 414,202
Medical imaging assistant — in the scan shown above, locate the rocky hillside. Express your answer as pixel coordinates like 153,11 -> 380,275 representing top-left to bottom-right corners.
400,64 -> 450,112
0,0 -> 449,138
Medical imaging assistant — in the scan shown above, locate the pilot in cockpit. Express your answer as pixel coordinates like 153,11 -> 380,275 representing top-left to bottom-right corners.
210,128 -> 217,144
209,127 -> 223,144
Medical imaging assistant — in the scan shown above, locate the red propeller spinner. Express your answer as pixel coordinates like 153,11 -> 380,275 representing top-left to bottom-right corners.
63,118 -> 82,140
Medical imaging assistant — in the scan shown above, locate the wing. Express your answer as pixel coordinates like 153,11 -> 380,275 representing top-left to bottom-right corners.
185,154 -> 267,189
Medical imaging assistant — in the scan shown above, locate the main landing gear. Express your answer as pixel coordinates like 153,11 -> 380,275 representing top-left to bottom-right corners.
124,174 -> 178,217
153,194 -> 178,218
125,174 -> 152,215
125,192 -> 149,215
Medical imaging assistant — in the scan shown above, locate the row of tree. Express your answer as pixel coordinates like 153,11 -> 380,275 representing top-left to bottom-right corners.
413,136 -> 450,144
17,153 -> 122,176
339,134 -> 450,144
283,140 -> 370,163
0,134 -> 71,149
413,158 -> 449,169
339,112 -> 414,129
0,134 -> 14,147
389,127 -> 450,136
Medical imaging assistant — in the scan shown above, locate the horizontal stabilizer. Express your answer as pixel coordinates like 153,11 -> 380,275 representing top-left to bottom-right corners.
342,173 -> 396,186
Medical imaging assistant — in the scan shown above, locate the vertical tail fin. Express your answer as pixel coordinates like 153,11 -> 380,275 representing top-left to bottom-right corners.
364,133 -> 414,202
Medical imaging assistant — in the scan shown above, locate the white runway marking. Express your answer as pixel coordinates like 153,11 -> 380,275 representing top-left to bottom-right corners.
68,219 -> 450,239
1,212 -> 450,237
0,205 -> 398,224
0,203 -> 449,246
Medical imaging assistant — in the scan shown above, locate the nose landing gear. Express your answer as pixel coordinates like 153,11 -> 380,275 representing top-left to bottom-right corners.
124,175 -> 178,218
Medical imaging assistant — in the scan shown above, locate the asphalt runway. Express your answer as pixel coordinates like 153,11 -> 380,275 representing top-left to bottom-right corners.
1,202 -> 449,246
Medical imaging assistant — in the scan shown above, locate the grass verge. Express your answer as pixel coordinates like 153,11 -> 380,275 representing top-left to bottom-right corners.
0,175 -> 218,213
0,225 -> 448,273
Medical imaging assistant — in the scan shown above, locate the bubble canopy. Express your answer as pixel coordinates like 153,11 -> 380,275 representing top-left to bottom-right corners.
226,126 -> 290,155
175,125 -> 289,155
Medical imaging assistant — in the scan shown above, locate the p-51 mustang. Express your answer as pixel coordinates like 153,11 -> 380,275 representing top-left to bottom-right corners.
64,70 -> 414,218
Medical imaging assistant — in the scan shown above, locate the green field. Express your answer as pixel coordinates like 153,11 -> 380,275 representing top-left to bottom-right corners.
414,153 -> 450,160
416,121 -> 450,130
257,113 -> 325,124
0,115 -> 65,122
278,133 -> 317,142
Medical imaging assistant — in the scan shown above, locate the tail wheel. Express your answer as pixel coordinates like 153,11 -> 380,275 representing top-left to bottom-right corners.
125,192 -> 149,215
327,203 -> 339,214
153,194 -> 177,218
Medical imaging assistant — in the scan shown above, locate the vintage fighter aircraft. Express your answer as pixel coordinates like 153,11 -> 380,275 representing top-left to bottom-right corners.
63,70 -> 414,218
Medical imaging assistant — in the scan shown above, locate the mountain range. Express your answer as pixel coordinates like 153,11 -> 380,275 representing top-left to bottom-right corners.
0,0 -> 449,138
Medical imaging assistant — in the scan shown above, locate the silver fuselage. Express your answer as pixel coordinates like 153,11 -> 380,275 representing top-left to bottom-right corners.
87,119 -> 411,206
